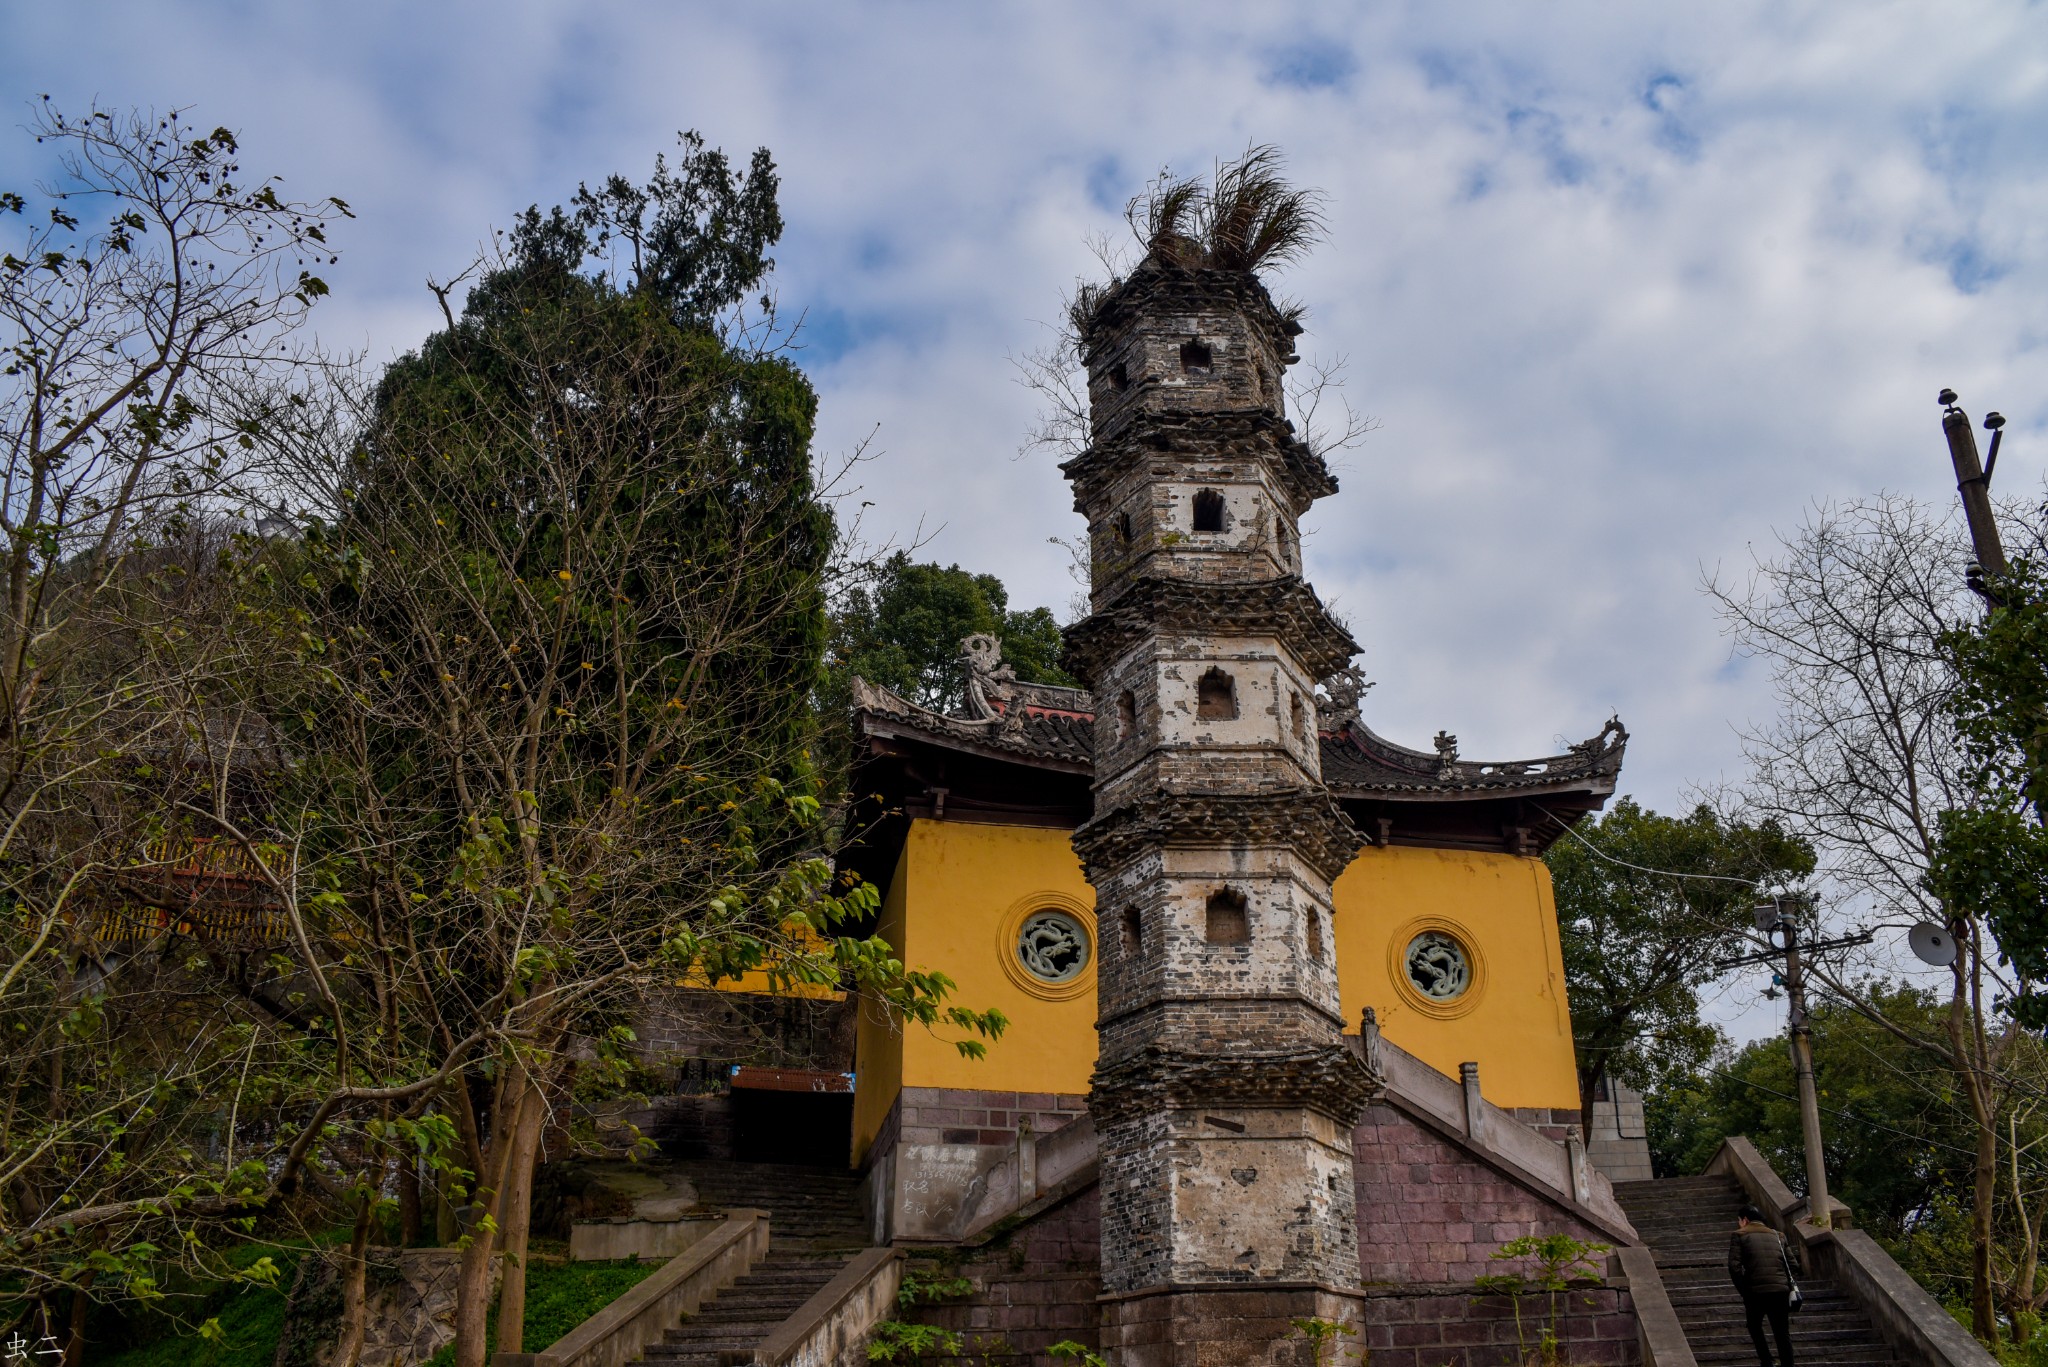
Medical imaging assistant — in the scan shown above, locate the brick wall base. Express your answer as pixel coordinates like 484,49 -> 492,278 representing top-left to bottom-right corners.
1362,1284 -> 1639,1367
892,1085 -> 1089,1149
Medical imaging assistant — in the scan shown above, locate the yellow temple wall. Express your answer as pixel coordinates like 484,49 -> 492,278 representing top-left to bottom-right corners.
851,819 -> 1582,1163
1329,844 -> 1581,1110
851,847 -> 910,1163
851,821 -> 1100,1162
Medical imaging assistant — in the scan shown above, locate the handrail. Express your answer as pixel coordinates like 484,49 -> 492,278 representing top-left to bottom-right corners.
492,1209 -> 767,1367
1358,1032 -> 1639,1245
1705,1138 -> 1994,1367
1614,1246 -> 1698,1367
749,1245 -> 903,1366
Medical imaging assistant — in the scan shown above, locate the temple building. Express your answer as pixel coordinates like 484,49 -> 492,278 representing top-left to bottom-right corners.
806,251 -> 1644,1361
842,644 -> 1629,1183
587,212 -> 1949,1367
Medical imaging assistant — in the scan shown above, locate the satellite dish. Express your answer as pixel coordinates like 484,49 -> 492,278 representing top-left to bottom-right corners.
1908,922 -> 1958,968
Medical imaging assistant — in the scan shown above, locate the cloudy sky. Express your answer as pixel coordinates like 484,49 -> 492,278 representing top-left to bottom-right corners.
9,3 -> 2045,1028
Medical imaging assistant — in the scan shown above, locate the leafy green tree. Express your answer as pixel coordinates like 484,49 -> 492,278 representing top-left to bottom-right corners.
829,552 -> 1072,715
1937,558 -> 2048,1028
224,139 -> 1000,1367
0,101 -> 349,1352
1548,798 -> 1814,1137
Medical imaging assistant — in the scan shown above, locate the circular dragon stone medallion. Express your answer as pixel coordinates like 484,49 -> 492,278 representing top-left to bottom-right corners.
1017,910 -> 1091,983
1404,931 -> 1471,1001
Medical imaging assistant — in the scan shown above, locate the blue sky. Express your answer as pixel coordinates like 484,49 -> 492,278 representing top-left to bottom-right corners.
9,1 -> 2046,1034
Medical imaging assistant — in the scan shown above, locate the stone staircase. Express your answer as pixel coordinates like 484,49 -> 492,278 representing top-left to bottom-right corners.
640,1160 -> 871,1366
642,1249 -> 854,1366
678,1159 -> 870,1252
1614,1175 -> 1899,1367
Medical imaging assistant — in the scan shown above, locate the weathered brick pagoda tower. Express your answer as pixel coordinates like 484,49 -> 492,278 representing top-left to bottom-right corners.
1061,256 -> 1381,1362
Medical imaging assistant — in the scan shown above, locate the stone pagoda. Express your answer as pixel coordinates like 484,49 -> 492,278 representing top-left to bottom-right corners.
1060,256 -> 1381,1361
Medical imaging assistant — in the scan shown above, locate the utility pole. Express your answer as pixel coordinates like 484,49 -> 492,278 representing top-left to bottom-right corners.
1938,389 -> 2009,594
1717,898 -> 1872,1229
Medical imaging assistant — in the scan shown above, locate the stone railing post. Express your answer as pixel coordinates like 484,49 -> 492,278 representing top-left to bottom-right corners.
1459,1062 -> 1486,1148
1017,1117 -> 1038,1206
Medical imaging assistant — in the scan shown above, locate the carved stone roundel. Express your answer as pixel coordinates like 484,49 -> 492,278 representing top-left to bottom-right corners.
1404,931 -> 1470,1001
1017,910 -> 1091,983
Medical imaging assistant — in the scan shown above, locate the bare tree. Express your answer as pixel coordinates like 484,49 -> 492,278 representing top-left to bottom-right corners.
1709,492 -> 2047,1343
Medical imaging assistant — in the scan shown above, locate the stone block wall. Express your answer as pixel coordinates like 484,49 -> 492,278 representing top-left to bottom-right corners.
885,1085 -> 1088,1150
274,1247 -> 491,1367
1353,1101 -> 1619,1284
1507,1105 -> 1582,1144
1361,1285 -> 1639,1367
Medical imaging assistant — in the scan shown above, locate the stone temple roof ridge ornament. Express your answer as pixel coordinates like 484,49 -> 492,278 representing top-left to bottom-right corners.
959,632 -> 1096,727
960,633 -> 1015,723
1433,730 -> 1460,780
1314,664 -> 1372,733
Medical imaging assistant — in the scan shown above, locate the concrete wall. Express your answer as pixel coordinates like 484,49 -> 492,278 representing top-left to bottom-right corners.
851,823 -> 1099,1165
1332,845 -> 1581,1111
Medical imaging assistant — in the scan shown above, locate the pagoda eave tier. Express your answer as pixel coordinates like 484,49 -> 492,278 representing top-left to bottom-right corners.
1059,409 -> 1339,512
1089,1040 -> 1379,1129
1060,576 -> 1360,686
1073,788 -> 1365,884
1078,261 -> 1303,365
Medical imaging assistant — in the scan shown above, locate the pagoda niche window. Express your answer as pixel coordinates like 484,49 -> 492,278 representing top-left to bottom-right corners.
1192,489 -> 1226,533
1108,361 -> 1130,392
1180,339 -> 1212,376
1121,906 -> 1144,961
1206,888 -> 1250,946
1196,667 -> 1236,721
1306,908 -> 1325,962
1290,691 -> 1307,740
1117,689 -> 1137,740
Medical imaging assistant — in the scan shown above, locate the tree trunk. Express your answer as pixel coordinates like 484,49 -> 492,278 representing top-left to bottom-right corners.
331,1186 -> 380,1367
1577,1061 -> 1605,1147
451,1077 -> 514,1367
60,1267 -> 96,1367
1950,993 -> 2002,1346
1972,1108 -> 2000,1346
398,1149 -> 422,1247
495,1075 -> 548,1356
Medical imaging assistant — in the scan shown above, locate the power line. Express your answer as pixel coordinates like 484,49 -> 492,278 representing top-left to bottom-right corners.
1535,805 -> 1771,889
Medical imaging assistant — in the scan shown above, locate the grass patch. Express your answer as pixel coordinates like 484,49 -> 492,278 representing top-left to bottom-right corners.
422,1257 -> 660,1367
93,1249 -> 302,1367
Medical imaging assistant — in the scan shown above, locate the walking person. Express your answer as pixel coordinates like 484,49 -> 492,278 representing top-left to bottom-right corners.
1729,1205 -> 1797,1367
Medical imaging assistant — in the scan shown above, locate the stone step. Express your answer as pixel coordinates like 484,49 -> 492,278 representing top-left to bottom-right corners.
1613,1173 -> 1906,1367
641,1244 -> 858,1364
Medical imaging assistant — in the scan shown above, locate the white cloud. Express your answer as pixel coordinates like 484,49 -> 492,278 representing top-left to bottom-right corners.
8,3 -> 2045,1045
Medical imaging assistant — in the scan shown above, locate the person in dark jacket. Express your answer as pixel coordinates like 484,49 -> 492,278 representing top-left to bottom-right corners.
1729,1204 -> 1796,1367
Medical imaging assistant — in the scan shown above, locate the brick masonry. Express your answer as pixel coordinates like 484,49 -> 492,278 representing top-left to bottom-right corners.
897,1181 -> 1639,1367
891,1097 -> 1643,1364
1361,1285 -> 1640,1367
905,1186 -> 1103,1364
1353,1102 -> 1619,1285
